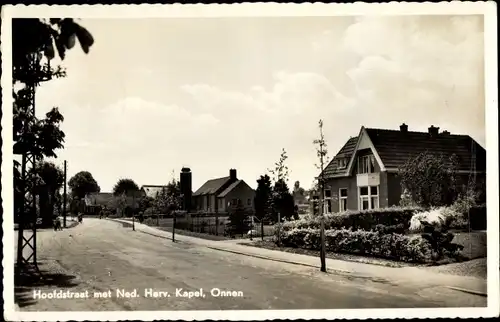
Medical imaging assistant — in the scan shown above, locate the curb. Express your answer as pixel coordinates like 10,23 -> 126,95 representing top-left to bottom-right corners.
445,286 -> 488,297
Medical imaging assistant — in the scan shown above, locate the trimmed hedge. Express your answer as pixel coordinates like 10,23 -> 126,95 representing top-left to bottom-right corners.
468,205 -> 487,230
279,228 -> 434,263
282,206 -> 424,233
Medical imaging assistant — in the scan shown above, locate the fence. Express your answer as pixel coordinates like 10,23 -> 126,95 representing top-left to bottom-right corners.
139,212 -> 276,239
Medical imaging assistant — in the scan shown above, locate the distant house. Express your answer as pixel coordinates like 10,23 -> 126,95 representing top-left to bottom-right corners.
318,124 -> 486,214
84,192 -> 114,214
192,169 -> 255,213
140,185 -> 168,199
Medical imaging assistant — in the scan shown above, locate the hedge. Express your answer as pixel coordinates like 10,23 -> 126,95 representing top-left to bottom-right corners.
278,228 -> 435,263
282,206 -> 424,233
468,205 -> 487,230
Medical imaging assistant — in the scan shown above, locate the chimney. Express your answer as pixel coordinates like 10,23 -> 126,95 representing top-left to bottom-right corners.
229,169 -> 237,181
180,167 -> 192,212
428,125 -> 440,137
399,123 -> 408,133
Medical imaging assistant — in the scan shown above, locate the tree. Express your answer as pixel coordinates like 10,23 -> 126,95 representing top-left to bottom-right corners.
227,202 -> 251,237
29,161 -> 64,226
293,181 -> 305,196
313,119 -> 329,273
138,195 -> 154,213
268,149 -> 295,223
113,179 -> 140,196
13,19 -> 94,222
398,151 -> 460,208
154,179 -> 182,215
68,171 -> 100,199
254,174 -> 273,239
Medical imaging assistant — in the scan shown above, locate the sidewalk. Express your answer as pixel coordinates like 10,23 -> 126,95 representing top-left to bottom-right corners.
113,219 -> 487,296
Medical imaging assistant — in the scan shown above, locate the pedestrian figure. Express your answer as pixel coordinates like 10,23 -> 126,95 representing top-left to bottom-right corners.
78,213 -> 83,224
53,216 -> 63,231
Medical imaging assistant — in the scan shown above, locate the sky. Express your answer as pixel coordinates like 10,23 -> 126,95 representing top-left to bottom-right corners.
35,15 -> 485,192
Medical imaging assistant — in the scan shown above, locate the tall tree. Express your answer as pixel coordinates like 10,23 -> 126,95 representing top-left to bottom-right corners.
268,149 -> 295,223
113,179 -> 140,196
254,174 -> 273,239
68,171 -> 100,199
313,119 -> 329,273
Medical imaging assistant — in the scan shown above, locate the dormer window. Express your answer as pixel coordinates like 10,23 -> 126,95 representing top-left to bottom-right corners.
338,158 -> 347,169
358,155 -> 376,174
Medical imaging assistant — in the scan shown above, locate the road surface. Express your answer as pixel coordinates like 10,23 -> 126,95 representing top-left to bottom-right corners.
13,218 -> 485,311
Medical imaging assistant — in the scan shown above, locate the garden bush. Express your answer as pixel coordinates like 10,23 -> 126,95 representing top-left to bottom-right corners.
279,228 -> 434,263
281,206 -> 424,233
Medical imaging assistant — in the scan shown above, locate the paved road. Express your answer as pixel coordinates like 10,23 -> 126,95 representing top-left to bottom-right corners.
14,218 -> 486,311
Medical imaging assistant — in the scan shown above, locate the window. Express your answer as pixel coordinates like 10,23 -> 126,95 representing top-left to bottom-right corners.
232,199 -> 238,206
247,199 -> 251,206
358,185 -> 379,210
358,155 -> 376,174
324,189 -> 333,214
339,188 -> 348,212
338,158 -> 347,169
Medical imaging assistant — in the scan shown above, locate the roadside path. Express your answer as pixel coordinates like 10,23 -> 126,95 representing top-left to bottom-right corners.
113,218 -> 488,296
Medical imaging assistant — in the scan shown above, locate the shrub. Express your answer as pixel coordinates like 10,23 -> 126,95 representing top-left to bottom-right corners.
409,208 -> 446,232
280,228 -> 434,263
420,221 -> 464,260
281,206 -> 423,233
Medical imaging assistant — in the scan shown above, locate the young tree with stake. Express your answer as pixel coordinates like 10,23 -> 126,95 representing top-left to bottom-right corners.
313,119 -> 329,273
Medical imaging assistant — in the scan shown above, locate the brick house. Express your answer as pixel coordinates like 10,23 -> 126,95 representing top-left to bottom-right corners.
192,169 -> 255,213
319,124 -> 486,214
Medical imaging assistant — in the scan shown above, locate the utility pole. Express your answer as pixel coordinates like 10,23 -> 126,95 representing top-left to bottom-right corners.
317,120 -> 327,273
63,160 -> 67,228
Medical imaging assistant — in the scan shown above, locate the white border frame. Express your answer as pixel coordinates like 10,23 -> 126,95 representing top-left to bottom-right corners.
2,2 -> 498,321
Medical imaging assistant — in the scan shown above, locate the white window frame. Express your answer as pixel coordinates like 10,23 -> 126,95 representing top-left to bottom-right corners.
324,189 -> 333,214
358,155 -> 376,174
339,188 -> 348,212
358,185 -> 379,210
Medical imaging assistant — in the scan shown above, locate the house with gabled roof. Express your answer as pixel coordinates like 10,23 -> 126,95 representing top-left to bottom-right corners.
192,169 -> 255,213
319,123 -> 486,214
140,185 -> 168,199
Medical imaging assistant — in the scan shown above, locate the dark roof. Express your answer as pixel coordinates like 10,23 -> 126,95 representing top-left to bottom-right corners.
193,176 -> 231,196
217,180 -> 241,197
322,136 -> 358,177
322,127 -> 485,178
365,128 -> 486,172
85,192 -> 114,206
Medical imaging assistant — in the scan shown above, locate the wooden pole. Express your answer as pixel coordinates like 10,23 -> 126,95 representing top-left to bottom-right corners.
318,120 -> 327,273
172,213 -> 176,242
63,160 -> 67,228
